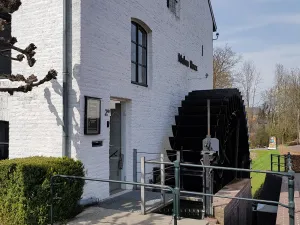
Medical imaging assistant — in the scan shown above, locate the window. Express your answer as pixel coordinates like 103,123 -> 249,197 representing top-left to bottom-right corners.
0,13 -> 11,76
0,121 -> 9,160
131,22 -> 147,86
167,0 -> 180,17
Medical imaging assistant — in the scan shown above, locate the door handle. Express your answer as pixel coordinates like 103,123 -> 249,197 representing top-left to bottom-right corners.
109,150 -> 118,158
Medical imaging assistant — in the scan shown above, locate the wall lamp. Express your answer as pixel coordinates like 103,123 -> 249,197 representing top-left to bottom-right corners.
213,32 -> 219,41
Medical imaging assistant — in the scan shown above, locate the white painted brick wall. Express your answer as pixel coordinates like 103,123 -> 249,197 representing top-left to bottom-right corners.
79,0 -> 214,200
0,0 -> 81,158
0,0 -> 64,158
0,0 -> 214,201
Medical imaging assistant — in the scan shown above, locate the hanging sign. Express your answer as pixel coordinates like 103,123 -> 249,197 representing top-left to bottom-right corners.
84,96 -> 101,135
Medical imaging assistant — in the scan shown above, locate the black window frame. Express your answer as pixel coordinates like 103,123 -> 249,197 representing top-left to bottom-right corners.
0,121 -> 9,160
131,22 -> 148,87
0,13 -> 11,76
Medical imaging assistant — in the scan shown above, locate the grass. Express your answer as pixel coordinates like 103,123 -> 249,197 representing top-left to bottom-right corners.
250,149 -> 282,198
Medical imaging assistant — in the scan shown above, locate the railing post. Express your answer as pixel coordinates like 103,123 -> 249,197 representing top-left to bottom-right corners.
133,149 -> 137,190
278,155 -> 280,172
287,152 -> 295,225
160,153 -> 165,205
174,151 -> 181,220
271,154 -> 273,171
201,160 -> 206,219
141,156 -> 145,215
172,190 -> 178,225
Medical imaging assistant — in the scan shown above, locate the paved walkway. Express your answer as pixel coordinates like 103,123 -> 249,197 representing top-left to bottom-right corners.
66,207 -> 208,225
65,190 -> 208,225
276,173 -> 300,225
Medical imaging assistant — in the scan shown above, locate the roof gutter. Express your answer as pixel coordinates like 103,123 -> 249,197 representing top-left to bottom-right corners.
208,0 -> 217,32
62,0 -> 70,157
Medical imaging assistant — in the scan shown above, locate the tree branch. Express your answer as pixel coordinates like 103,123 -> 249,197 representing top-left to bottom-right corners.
0,0 -> 22,13
0,69 -> 57,95
0,73 -> 38,83
0,37 -> 36,67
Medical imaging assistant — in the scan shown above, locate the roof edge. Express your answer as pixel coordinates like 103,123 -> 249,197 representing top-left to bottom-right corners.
208,0 -> 217,32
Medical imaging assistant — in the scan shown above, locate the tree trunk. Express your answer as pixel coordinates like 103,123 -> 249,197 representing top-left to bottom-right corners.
298,108 -> 300,144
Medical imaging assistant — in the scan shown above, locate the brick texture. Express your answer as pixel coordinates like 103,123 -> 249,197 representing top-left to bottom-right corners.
276,174 -> 300,225
0,0 -> 214,200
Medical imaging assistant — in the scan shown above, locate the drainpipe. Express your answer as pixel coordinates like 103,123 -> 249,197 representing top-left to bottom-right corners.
62,0 -> 70,157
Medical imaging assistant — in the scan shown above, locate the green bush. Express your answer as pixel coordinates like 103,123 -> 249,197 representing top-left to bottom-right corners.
0,157 -> 85,225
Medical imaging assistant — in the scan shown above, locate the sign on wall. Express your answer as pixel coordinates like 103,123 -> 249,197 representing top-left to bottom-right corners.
84,96 -> 101,135
178,53 -> 198,71
268,136 -> 277,150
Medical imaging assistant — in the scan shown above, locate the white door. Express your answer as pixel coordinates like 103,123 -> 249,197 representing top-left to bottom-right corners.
109,103 -> 123,194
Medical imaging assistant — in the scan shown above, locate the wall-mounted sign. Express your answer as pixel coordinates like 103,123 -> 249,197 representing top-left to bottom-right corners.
84,96 -> 101,135
178,53 -> 198,71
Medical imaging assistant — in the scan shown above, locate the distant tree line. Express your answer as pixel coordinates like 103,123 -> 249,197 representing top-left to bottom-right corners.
213,45 -> 300,148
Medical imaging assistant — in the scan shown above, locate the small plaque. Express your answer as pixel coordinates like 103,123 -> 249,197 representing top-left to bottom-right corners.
84,96 -> 101,135
268,136 -> 277,150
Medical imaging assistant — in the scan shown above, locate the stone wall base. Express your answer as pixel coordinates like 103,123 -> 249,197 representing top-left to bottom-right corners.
213,179 -> 252,225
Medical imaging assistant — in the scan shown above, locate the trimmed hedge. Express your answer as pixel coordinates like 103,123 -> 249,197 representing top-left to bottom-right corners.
0,157 -> 85,225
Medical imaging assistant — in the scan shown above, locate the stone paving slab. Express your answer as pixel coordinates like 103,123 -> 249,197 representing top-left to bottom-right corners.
66,207 -> 209,225
276,173 -> 300,225
97,190 -> 172,213
64,190 -> 208,225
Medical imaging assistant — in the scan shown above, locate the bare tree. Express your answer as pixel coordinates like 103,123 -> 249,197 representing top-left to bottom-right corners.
0,0 -> 57,95
234,61 -> 261,135
235,61 -> 261,108
261,64 -> 300,145
213,45 -> 241,89
287,67 -> 300,144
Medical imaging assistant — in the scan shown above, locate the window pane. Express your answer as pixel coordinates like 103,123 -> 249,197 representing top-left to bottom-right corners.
138,66 -> 147,85
142,32 -> 147,47
138,29 -> 146,47
131,23 -> 136,42
131,42 -> 136,62
142,48 -> 147,65
131,63 -> 136,82
138,47 -> 147,65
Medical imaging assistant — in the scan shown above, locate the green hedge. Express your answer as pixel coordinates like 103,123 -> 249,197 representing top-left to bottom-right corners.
0,157 -> 85,225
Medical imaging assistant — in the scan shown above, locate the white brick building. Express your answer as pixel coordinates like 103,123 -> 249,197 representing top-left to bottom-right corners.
0,0 -> 217,202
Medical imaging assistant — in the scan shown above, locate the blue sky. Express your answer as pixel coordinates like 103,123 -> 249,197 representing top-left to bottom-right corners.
211,0 -> 300,104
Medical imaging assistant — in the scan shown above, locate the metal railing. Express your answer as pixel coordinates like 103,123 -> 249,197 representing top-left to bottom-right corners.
50,175 -> 178,225
142,151 -> 295,225
271,153 -> 287,172
51,151 -> 296,225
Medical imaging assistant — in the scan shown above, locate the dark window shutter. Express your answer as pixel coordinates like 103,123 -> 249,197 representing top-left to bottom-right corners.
0,13 -> 11,75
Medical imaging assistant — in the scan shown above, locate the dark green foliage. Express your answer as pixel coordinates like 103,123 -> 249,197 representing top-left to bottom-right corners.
250,126 -> 269,148
0,157 -> 85,225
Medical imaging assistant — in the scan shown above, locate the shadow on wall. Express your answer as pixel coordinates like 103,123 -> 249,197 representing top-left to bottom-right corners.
43,2 -> 83,160
44,63 -> 81,159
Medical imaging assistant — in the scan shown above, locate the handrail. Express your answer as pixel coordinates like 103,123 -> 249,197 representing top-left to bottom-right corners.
145,152 -> 295,225
180,190 -> 289,208
146,160 -> 292,177
50,175 -> 178,225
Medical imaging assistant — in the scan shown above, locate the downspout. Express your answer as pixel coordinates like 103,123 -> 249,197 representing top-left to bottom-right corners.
62,0 -> 70,157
